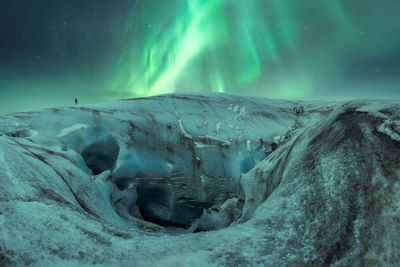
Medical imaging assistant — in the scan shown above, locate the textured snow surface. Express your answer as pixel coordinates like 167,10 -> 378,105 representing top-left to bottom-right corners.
0,93 -> 399,266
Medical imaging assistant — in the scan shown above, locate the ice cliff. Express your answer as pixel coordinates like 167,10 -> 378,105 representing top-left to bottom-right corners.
0,93 -> 399,266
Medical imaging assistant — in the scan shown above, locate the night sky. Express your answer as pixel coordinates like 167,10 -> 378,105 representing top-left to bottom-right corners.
1,0 -> 399,114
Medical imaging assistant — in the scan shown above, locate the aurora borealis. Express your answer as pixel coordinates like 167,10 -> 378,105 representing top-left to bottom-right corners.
1,0 -> 400,114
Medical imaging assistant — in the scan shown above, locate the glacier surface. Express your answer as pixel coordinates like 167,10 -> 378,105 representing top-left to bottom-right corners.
0,93 -> 399,266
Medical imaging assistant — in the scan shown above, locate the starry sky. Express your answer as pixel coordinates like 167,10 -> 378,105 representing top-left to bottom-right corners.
1,0 -> 399,114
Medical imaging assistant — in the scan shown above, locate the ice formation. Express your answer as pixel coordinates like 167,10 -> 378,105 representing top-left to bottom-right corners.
0,93 -> 399,266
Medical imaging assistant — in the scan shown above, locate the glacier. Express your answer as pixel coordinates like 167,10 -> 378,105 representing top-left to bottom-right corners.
0,93 -> 399,266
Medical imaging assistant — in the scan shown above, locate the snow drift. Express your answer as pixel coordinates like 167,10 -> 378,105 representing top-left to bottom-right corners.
0,93 -> 399,266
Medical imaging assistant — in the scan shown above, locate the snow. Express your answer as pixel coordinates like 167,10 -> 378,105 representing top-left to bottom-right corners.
377,119 -> 400,142
194,142 -> 216,148
175,111 -> 193,139
246,139 -> 252,151
57,123 -> 90,138
234,105 -> 247,119
216,122 -> 221,133
0,93 -> 399,266
197,134 -> 231,146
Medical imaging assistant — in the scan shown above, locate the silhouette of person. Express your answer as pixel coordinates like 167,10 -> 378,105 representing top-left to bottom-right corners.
75,97 -> 78,105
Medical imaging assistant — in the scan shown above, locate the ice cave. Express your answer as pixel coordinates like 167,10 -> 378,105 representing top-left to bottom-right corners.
1,93 -> 400,266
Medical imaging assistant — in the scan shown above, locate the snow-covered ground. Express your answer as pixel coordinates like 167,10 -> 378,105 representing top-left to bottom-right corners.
0,93 -> 399,266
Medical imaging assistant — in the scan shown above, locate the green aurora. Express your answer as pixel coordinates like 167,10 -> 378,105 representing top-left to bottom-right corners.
111,0 -> 400,99
0,0 -> 399,114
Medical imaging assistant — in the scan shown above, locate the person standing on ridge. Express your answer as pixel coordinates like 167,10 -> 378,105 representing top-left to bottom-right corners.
75,97 -> 78,105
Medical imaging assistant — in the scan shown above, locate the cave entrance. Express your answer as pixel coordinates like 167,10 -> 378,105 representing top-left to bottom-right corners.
135,183 -> 204,230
